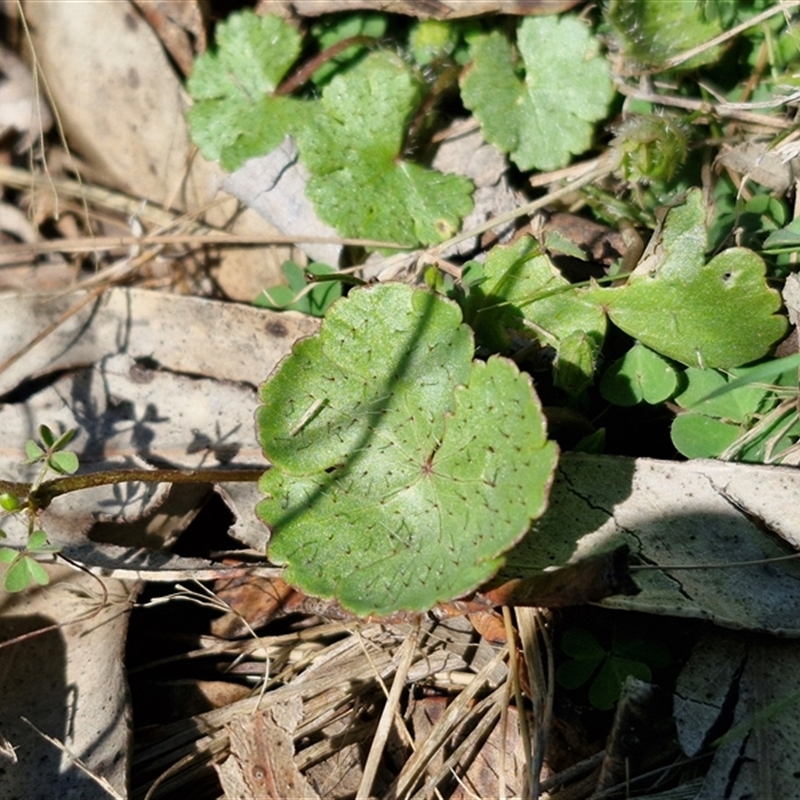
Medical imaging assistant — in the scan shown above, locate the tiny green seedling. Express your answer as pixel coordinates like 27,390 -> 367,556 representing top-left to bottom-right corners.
0,425 -> 77,592
24,424 -> 80,481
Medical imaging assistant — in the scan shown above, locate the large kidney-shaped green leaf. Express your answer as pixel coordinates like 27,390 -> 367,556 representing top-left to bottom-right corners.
256,283 -> 558,616
594,189 -> 786,369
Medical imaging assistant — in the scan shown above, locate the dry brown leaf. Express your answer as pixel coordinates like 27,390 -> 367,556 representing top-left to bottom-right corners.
218,699 -> 321,799
132,0 -> 206,76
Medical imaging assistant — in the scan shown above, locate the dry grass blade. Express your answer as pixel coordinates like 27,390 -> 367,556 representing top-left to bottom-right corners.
409,683 -> 507,800
385,644 -> 509,799
357,620 -> 421,799
516,608 -> 555,799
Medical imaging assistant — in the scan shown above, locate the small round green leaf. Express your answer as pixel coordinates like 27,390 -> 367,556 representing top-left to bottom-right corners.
24,440 -> 45,462
256,283 -> 558,616
4,557 -> 32,592
48,451 -> 79,475
671,413 -> 741,459
25,557 -> 50,587
0,493 -> 21,512
28,530 -> 50,551
600,342 -> 678,406
589,657 -> 651,710
674,366 -> 773,423
38,424 -> 57,448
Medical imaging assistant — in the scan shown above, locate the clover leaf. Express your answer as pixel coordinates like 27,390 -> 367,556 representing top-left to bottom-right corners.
600,342 -> 679,406
670,365 -> 779,459
187,11 -> 305,171
557,626 -> 670,710
593,189 -> 787,369
295,51 -> 474,247
256,283 -> 558,616
460,15 -> 614,171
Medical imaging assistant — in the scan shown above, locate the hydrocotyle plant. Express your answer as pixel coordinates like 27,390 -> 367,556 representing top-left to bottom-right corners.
255,283 -> 559,616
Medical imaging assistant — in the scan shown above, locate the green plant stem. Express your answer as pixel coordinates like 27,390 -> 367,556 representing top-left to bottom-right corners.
1,468 -> 265,513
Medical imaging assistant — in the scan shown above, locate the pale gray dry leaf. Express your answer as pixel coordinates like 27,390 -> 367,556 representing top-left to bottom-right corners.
506,454 -> 800,634
717,140 -> 800,194
0,287 -> 319,396
675,630 -> 800,799
0,566 -> 132,800
266,0 -> 582,19
217,699 -> 320,800
0,289 -> 310,563
0,42 -> 53,151
432,124 -> 522,257
23,0 -> 213,209
223,138 -> 343,267
0,352 -> 268,565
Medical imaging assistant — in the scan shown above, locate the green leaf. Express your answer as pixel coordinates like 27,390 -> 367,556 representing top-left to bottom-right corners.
553,331 -> 601,396
27,530 -> 50,551
460,16 -> 614,171
671,413 -> 741,458
38,424 -> 57,448
3,557 -> 30,592
464,237 -> 606,392
556,657 -> 602,690
561,627 -> 606,660
52,428 -> 76,452
0,493 -> 21,512
3,555 -> 49,592
763,217 -> 800,251
255,262 -> 342,317
0,547 -> 17,564
309,12 -> 387,85
606,0 -> 723,70
691,353 -> 800,405
187,11 -> 305,171
25,557 -> 50,587
600,342 -> 679,406
24,440 -> 45,462
589,657 -> 651,710
256,283 -> 558,616
674,366 -> 772,422
671,365 -> 784,459
296,51 -> 474,247
409,19 -> 458,66
595,189 -> 787,369
48,451 -> 79,475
